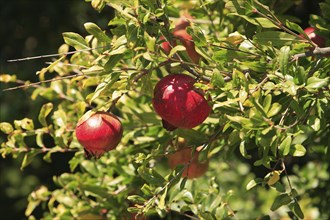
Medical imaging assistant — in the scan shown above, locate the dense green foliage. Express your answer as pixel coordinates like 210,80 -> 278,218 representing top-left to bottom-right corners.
1,0 -> 329,219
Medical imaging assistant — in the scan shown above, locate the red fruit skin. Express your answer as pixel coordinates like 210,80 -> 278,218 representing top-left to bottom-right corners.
160,15 -> 201,63
75,111 -> 123,157
302,27 -> 326,47
173,29 -> 201,64
160,35 -> 175,54
173,14 -> 192,32
152,74 -> 211,129
168,147 -> 208,179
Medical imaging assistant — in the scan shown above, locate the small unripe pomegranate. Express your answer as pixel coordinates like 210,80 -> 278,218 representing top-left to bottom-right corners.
75,111 -> 123,158
168,146 -> 208,179
152,74 -> 211,130
302,27 -> 326,47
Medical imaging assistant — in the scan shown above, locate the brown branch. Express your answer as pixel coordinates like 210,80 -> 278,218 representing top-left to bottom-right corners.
10,147 -> 78,153
7,46 -> 110,62
2,73 -> 84,91
292,47 -> 330,59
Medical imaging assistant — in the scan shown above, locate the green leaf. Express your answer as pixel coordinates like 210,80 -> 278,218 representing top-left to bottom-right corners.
176,129 -> 208,145
291,144 -> 306,157
290,201 -> 304,219
240,141 -> 251,159
233,14 -> 278,28
91,0 -> 106,11
62,32 -> 90,50
69,152 -> 85,172
137,166 -> 166,186
127,195 -> 147,204
305,77 -> 329,91
279,136 -> 292,156
0,122 -> 14,134
80,160 -> 100,177
211,69 -> 225,88
226,115 -> 254,128
158,186 -> 167,210
187,27 -> 208,46
104,54 -> 123,71
14,118 -> 34,131
87,72 -> 120,103
180,177 -> 188,190
279,46 -> 290,75
81,184 -> 108,198
271,182 -> 286,193
108,45 -> 127,56
254,31 -> 300,46
262,94 -> 272,113
282,80 -> 298,96
285,20 -> 305,36
246,178 -> 263,190
36,56 -> 65,76
168,45 -> 186,58
84,22 -> 111,43
21,149 -> 42,170
267,103 -> 282,117
38,103 -> 53,127
270,193 -> 292,211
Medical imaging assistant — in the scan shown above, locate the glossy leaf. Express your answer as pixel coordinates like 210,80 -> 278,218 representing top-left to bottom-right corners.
279,136 -> 292,156
137,166 -> 166,186
279,46 -> 290,75
290,201 -> 304,219
62,32 -> 90,50
254,31 -> 300,46
305,77 -> 329,91
270,193 -> 292,211
291,144 -> 306,157
246,178 -> 263,190
84,22 -> 111,43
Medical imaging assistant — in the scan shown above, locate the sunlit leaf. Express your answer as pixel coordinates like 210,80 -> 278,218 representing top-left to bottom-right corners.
38,103 -> 53,127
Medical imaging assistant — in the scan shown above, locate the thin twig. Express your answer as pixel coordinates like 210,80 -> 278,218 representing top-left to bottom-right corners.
281,159 -> 293,191
2,73 -> 84,91
7,45 -> 110,62
253,9 -> 316,47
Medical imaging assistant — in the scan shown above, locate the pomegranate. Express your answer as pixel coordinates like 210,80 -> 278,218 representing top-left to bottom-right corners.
152,74 -> 211,130
302,27 -> 325,47
168,146 -> 208,179
160,14 -> 201,63
75,111 -> 123,158
173,29 -> 201,64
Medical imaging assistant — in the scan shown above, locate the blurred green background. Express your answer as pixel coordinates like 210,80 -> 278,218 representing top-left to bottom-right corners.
0,0 -> 324,219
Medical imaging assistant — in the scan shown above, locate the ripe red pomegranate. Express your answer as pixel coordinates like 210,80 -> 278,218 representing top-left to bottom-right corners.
75,111 -> 123,158
168,146 -> 208,179
302,27 -> 326,47
152,74 -> 211,130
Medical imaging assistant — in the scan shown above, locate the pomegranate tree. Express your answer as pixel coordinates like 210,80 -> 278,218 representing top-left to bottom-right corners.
75,111 -> 123,158
152,74 -> 211,130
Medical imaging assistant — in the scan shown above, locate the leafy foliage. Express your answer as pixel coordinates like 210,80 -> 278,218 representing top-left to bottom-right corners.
1,0 -> 329,219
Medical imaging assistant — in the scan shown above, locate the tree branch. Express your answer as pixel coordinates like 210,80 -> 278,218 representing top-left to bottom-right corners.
293,47 -> 330,59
